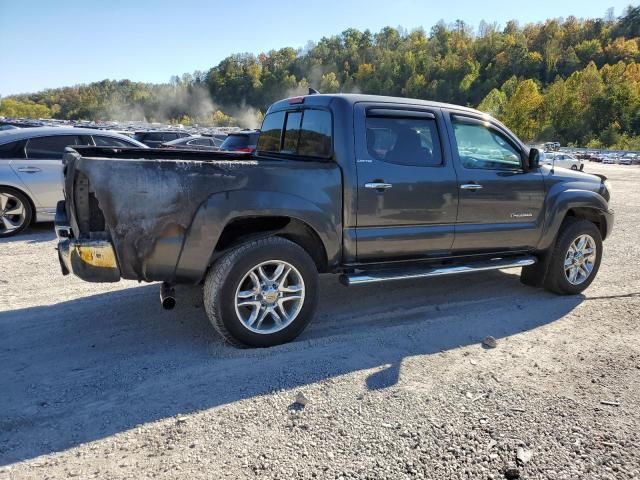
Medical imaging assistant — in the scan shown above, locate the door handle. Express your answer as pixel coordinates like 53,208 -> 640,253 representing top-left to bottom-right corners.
17,167 -> 42,173
460,183 -> 483,190
365,182 -> 393,190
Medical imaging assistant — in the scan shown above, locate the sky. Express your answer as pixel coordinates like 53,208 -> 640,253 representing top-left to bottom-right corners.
0,0 -> 634,96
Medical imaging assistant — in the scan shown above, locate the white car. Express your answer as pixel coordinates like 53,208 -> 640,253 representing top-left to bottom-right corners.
0,127 -> 147,237
541,152 -> 584,171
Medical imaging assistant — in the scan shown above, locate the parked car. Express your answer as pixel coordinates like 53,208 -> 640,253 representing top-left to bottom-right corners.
618,154 -> 636,165
219,130 -> 260,153
602,155 -> 617,164
0,127 -> 146,237
56,93 -> 613,348
160,135 -> 222,151
133,130 -> 191,148
542,152 -> 584,170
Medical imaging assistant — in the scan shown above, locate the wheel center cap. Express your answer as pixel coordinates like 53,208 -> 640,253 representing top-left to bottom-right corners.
262,290 -> 278,304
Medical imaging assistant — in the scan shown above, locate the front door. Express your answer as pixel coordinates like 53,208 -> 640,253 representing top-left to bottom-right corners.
446,114 -> 545,252
354,104 -> 459,262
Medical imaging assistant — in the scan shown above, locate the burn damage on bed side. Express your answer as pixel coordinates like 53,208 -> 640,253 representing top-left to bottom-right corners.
62,147 -> 343,283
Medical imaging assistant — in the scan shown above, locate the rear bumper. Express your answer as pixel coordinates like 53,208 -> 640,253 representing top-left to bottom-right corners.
55,201 -> 121,283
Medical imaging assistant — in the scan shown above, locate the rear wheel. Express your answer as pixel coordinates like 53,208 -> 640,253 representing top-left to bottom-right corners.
543,219 -> 602,295
203,237 -> 319,347
0,187 -> 33,238
571,165 -> 578,170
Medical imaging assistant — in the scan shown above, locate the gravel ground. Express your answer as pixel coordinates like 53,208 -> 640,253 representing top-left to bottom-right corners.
1,163 -> 639,480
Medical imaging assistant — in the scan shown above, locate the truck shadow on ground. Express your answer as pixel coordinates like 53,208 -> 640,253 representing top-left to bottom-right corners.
0,271 -> 583,465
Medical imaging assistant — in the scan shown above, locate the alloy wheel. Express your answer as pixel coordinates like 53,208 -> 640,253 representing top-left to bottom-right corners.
0,192 -> 27,235
234,260 -> 305,334
564,234 -> 597,285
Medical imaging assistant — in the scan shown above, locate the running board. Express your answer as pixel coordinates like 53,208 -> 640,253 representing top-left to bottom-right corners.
340,255 -> 537,286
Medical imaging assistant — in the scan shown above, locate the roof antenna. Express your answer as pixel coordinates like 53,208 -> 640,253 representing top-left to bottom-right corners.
308,87 -> 320,95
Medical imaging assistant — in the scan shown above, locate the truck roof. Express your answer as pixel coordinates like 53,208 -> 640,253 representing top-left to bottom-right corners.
268,93 -> 485,116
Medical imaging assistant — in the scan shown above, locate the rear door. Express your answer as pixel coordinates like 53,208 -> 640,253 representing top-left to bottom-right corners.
354,103 -> 458,262
446,113 -> 545,252
11,134 -> 91,213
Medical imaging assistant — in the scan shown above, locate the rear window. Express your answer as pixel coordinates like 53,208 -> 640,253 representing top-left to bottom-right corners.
187,138 -> 212,146
221,134 -> 252,149
257,108 -> 332,159
93,136 -> 135,148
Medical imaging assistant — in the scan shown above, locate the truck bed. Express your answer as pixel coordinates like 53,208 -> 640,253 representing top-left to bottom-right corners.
61,146 -> 342,283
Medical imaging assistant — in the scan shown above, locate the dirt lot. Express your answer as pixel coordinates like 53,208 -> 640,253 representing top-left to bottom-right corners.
1,163 -> 639,479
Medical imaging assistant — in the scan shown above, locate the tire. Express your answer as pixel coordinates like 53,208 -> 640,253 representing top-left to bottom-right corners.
0,187 -> 33,238
203,236 -> 319,348
543,219 -> 603,295
571,165 -> 578,170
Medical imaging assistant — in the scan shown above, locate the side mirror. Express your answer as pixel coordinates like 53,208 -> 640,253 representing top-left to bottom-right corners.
528,148 -> 541,171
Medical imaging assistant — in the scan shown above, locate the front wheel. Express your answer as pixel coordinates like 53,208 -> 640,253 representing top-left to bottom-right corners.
544,219 -> 603,295
203,236 -> 319,347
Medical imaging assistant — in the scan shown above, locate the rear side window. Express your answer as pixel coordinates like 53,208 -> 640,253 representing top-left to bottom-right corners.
25,135 -> 87,159
365,116 -> 442,166
163,133 -> 180,141
93,136 -> 135,148
257,109 -> 332,159
0,140 -> 26,159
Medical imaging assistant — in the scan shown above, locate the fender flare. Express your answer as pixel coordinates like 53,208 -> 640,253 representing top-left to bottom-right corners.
173,189 -> 341,283
537,188 -> 609,251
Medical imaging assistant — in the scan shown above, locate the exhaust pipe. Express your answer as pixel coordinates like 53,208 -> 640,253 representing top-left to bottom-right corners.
160,282 -> 176,310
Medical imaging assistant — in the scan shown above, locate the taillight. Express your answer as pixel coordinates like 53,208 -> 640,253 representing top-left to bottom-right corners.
235,147 -> 254,153
288,96 -> 304,104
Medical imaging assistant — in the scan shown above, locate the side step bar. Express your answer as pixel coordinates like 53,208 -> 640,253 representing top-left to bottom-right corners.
340,255 -> 537,286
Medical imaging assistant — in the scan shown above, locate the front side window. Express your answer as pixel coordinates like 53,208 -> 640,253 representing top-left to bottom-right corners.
452,120 -> 521,170
25,135 -> 85,159
257,108 -> 332,159
365,116 -> 442,166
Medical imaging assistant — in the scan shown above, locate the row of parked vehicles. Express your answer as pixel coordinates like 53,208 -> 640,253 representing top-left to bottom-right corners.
0,126 -> 260,237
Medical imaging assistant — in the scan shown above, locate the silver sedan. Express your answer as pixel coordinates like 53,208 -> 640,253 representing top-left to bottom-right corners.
0,127 -> 146,237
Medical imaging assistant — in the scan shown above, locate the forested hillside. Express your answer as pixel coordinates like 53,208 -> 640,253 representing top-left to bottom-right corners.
2,6 -> 639,147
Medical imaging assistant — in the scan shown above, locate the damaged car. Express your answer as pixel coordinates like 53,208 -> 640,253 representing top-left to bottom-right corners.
55,93 -> 613,347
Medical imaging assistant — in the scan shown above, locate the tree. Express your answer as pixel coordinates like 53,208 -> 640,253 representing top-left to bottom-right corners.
502,79 -> 543,140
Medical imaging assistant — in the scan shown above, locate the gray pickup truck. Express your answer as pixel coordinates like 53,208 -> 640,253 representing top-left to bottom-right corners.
56,93 -> 614,347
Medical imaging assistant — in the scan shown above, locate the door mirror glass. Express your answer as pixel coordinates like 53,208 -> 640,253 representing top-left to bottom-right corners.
528,148 -> 541,170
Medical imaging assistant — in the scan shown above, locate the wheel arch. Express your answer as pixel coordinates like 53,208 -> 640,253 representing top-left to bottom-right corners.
212,215 -> 329,273
173,189 -> 341,283
538,189 -> 610,251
